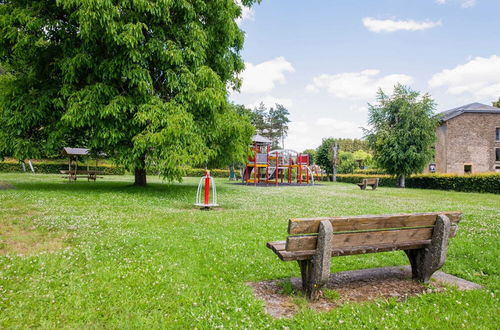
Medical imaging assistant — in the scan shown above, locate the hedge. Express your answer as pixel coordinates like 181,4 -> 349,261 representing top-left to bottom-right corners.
0,162 -> 125,175
184,168 -> 238,179
353,168 -> 386,175
0,161 -> 237,178
335,173 -> 500,194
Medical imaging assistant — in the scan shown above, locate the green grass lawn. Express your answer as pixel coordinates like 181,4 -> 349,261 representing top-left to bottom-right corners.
0,173 -> 498,328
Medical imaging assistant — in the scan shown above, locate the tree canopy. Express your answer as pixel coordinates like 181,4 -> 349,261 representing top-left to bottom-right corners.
333,138 -> 370,153
364,85 -> 438,187
315,138 -> 335,174
337,151 -> 357,174
493,97 -> 500,108
315,138 -> 370,175
0,0 -> 258,185
249,102 -> 290,149
315,137 -> 372,174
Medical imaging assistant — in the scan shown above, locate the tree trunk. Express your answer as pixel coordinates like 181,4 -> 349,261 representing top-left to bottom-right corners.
134,168 -> 147,186
398,175 -> 406,188
134,155 -> 147,186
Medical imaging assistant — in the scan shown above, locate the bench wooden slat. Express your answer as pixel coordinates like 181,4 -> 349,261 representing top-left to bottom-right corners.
288,212 -> 461,235
267,239 -> 432,261
286,227 -> 434,251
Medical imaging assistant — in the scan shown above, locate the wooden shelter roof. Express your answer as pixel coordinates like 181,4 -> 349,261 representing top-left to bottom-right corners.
63,147 -> 90,156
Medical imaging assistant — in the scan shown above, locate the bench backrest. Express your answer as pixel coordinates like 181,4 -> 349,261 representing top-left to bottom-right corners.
363,178 -> 379,185
285,212 -> 461,252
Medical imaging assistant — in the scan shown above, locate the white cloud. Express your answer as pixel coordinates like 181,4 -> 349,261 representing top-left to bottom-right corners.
246,96 -> 293,110
362,17 -> 442,33
235,0 -> 254,25
285,119 -> 364,151
285,121 -> 318,151
315,118 -> 363,133
349,105 -> 368,114
461,0 -> 476,8
429,55 -> 500,100
435,0 -> 477,8
306,69 -> 413,99
240,57 -> 295,94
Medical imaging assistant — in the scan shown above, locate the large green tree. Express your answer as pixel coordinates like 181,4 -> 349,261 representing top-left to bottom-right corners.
493,97 -> 500,108
0,0 -> 258,185
365,85 -> 438,188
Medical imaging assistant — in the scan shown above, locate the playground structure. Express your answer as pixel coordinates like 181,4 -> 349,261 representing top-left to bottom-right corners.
243,135 -> 318,185
195,170 -> 218,209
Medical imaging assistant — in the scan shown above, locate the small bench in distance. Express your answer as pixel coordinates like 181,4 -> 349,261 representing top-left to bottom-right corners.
357,178 -> 379,190
266,212 -> 462,301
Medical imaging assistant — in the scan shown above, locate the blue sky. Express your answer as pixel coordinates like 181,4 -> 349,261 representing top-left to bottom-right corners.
230,0 -> 500,151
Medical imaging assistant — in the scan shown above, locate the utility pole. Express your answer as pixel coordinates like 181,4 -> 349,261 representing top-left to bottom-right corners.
332,142 -> 339,182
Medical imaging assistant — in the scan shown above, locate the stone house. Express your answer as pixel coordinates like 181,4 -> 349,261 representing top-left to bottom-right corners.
433,103 -> 500,174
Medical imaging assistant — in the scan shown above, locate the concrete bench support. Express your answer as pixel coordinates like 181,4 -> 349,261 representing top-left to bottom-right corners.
404,214 -> 451,282
297,220 -> 333,300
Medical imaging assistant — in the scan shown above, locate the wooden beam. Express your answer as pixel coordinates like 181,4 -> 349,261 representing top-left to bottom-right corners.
286,227 -> 434,251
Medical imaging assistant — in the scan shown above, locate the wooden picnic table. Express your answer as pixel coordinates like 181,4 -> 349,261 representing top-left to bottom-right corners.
60,170 -> 105,181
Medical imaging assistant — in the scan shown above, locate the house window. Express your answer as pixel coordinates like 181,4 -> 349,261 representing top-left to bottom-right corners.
497,127 -> 500,142
464,164 -> 472,174
496,148 -> 500,163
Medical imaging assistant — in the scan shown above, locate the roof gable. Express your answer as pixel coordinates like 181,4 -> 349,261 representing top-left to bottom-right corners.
63,147 -> 90,156
439,102 -> 500,121
252,134 -> 272,144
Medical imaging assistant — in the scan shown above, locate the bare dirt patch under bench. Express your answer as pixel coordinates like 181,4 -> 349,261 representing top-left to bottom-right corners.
249,266 -> 482,318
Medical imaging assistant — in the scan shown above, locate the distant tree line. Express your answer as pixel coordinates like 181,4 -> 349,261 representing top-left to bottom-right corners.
314,138 -> 373,174
493,97 -> 500,108
236,102 -> 290,149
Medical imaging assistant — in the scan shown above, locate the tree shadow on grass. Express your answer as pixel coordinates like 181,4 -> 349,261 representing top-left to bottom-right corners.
9,178 -> 235,200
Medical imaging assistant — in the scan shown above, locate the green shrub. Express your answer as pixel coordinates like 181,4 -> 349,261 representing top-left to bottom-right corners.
0,161 -> 125,175
335,173 -> 500,194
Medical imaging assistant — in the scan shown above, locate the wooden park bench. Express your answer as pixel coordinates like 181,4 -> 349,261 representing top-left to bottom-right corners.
357,178 -> 379,190
266,212 -> 462,300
